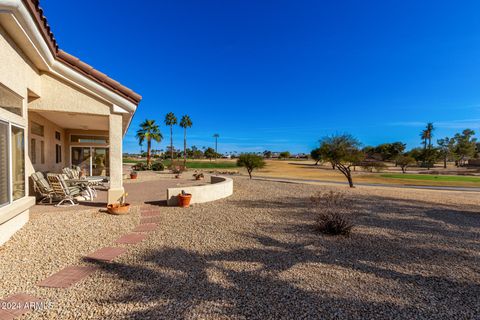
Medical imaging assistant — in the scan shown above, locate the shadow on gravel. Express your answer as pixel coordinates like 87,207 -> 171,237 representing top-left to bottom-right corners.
84,244 -> 448,320
82,192 -> 479,319
144,200 -> 168,207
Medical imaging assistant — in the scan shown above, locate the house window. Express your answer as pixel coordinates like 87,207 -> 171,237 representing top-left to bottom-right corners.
30,138 -> 36,164
30,121 -> 44,137
70,135 -> 108,144
0,121 -> 9,206
11,126 -> 25,200
40,140 -> 45,164
56,144 -> 62,163
0,119 -> 26,206
0,84 -> 22,116
55,131 -> 61,140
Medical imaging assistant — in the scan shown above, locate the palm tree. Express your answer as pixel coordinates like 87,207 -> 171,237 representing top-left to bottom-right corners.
420,130 -> 429,151
164,112 -> 177,161
179,115 -> 193,165
136,119 -> 162,166
213,133 -> 220,160
426,122 -> 435,148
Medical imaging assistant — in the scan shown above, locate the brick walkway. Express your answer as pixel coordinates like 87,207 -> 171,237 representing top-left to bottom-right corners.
2,205 -> 162,318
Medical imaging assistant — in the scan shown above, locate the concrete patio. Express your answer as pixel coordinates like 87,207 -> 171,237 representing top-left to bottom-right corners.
30,171 -> 206,214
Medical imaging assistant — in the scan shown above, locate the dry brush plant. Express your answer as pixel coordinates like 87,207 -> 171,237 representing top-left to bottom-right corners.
310,190 -> 354,236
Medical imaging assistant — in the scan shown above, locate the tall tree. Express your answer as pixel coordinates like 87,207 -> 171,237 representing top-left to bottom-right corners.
454,129 -> 477,166
420,130 -> 429,151
179,115 -> 193,165
310,147 -> 322,165
426,123 -> 435,148
164,112 -> 177,162
318,134 -> 364,187
213,133 -> 220,160
437,137 -> 455,169
136,119 -> 162,166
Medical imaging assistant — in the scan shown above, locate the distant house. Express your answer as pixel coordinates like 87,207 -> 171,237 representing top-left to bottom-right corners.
0,0 -> 141,244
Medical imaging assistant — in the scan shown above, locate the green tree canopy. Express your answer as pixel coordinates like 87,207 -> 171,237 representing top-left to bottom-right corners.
237,153 -> 266,179
136,119 -> 162,166
454,129 -> 477,166
318,134 -> 364,187
310,148 -> 322,165
279,151 -> 291,159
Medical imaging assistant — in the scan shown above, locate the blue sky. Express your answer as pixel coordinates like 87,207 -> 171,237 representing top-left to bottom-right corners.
43,0 -> 480,153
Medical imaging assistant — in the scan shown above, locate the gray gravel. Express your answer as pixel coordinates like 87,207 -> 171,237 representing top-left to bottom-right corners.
0,176 -> 479,319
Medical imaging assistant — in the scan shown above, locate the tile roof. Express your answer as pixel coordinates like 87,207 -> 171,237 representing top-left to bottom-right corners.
22,0 -> 141,105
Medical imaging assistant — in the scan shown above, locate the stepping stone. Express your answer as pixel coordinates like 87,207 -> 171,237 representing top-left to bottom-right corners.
85,247 -> 127,262
0,293 -> 43,319
140,211 -> 161,217
115,233 -> 147,244
140,216 -> 161,224
132,223 -> 157,232
38,266 -> 98,288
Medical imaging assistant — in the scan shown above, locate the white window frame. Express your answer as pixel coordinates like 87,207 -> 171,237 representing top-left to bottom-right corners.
0,118 -> 26,208
70,145 -> 110,177
69,133 -> 109,145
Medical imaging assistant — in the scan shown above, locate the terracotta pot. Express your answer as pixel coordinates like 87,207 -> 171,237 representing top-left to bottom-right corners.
178,194 -> 192,208
107,203 -> 131,215
130,173 -> 137,179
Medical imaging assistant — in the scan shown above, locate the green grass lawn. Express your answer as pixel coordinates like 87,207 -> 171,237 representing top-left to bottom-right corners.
123,158 -> 238,169
123,158 -> 143,163
380,173 -> 480,183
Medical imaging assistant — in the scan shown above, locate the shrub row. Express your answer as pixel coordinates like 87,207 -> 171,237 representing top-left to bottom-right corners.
133,161 -> 165,171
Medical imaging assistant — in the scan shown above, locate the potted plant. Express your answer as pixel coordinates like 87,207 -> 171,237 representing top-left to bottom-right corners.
178,190 -> 192,208
107,192 -> 131,215
130,170 -> 138,179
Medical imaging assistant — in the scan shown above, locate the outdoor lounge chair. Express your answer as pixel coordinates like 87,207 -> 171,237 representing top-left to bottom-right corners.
31,172 -> 57,204
47,174 -> 85,207
62,167 -> 80,179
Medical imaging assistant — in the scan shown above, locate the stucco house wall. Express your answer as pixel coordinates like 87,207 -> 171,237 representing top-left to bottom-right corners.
0,24 -> 41,100
27,111 -> 66,174
0,0 -> 141,245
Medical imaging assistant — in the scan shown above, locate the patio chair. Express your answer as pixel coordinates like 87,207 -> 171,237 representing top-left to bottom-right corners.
31,172 -> 57,204
62,167 -> 81,179
47,174 -> 85,207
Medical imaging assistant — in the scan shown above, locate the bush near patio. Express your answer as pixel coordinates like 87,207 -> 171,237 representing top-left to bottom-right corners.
151,162 -> 165,171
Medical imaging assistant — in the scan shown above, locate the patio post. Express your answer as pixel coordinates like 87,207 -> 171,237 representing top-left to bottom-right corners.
107,113 -> 124,204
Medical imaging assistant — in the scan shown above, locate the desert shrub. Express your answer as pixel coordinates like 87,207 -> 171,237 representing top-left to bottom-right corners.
315,212 -> 354,236
151,162 -> 165,171
310,191 -> 354,236
133,162 -> 148,171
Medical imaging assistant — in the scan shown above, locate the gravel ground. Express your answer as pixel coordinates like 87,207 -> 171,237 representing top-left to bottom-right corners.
1,176 -> 479,319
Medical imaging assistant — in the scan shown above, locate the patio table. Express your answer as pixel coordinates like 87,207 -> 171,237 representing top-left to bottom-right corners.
65,178 -> 103,200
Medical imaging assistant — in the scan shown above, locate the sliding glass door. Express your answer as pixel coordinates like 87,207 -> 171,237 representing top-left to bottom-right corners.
71,147 -> 91,176
92,148 -> 109,176
71,147 -> 109,177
